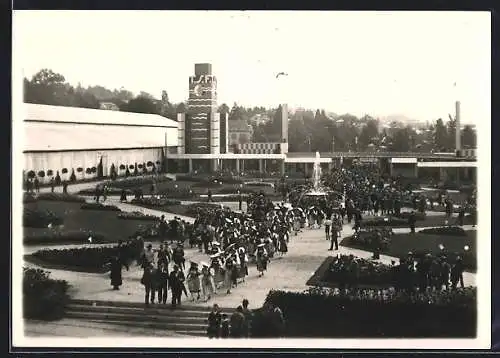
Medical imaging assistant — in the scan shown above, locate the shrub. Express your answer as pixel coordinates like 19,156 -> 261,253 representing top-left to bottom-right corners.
130,197 -> 181,207
38,171 -> 45,178
23,267 -> 70,320
46,170 -> 54,176
23,208 -> 64,228
117,211 -> 159,221
27,170 -> 36,179
129,165 -> 135,170
77,167 -> 83,173
85,168 -> 92,174
80,203 -> 121,211
185,202 -> 228,216
147,161 -> 153,167
36,193 -> 86,203
138,164 -> 143,169
119,164 -> 126,170
91,167 -> 97,174
24,230 -> 108,246
419,226 -> 467,237
62,168 -> 68,174
256,288 -> 477,338
108,175 -> 173,190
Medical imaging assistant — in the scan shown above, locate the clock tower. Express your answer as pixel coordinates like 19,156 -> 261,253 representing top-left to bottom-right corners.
177,64 -> 228,161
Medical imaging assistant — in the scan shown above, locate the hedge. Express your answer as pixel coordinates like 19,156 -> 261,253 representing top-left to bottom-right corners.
419,226 -> 467,237
36,193 -> 86,203
80,203 -> 122,211
23,267 -> 70,320
23,208 -> 64,228
104,175 -> 173,189
257,288 -> 476,338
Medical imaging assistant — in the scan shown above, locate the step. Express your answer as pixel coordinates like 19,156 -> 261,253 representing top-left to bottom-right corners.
66,310 -> 208,326
66,310 -> 208,325
69,299 -> 227,312
67,304 -> 210,318
71,316 -> 207,331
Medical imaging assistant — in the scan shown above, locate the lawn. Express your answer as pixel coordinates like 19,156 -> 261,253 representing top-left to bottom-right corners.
340,230 -> 477,272
23,201 -> 158,246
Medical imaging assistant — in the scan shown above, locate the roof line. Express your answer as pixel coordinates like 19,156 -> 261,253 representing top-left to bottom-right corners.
23,146 -> 176,154
24,119 -> 177,129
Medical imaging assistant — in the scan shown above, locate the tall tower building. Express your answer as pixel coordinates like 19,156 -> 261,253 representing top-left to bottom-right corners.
177,64 -> 227,160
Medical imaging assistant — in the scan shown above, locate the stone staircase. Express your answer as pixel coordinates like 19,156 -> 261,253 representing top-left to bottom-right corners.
66,299 -> 230,337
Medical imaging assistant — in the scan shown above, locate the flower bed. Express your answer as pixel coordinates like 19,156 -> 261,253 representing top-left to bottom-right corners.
35,193 -> 86,203
27,239 -> 144,273
117,211 -> 159,221
80,203 -> 122,211
130,197 -> 181,207
349,229 -> 392,250
77,187 -> 134,196
340,230 -> 477,272
23,208 -> 64,228
23,268 -> 70,320
254,288 -> 476,338
217,186 -> 256,195
307,255 -> 395,288
419,226 -> 467,237
24,230 -> 108,246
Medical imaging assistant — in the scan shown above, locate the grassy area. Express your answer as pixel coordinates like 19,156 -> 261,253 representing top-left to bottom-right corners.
23,201 -> 157,245
340,230 -> 477,272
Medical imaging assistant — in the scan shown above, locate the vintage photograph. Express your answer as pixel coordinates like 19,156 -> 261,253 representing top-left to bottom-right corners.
12,10 -> 490,348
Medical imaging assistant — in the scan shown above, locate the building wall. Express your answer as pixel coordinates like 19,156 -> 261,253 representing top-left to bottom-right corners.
24,147 -> 165,184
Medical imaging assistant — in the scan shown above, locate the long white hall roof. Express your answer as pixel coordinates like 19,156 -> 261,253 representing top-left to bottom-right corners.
22,103 -> 179,152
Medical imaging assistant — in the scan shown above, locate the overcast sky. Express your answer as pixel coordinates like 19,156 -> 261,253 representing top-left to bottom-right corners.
13,11 -> 490,123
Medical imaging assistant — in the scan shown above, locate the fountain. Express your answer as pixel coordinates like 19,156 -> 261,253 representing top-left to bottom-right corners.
306,152 -> 327,196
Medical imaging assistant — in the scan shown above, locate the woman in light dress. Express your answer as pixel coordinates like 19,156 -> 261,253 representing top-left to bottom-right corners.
186,262 -> 202,301
201,263 -> 217,301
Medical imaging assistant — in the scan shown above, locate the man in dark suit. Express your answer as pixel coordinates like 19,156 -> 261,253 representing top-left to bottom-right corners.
169,264 -> 185,308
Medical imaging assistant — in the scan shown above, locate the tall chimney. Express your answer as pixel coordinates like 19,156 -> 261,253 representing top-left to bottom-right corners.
455,101 -> 461,153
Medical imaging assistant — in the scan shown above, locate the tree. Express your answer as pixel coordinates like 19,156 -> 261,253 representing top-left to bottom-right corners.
433,118 -> 448,151
390,127 -> 412,152
122,95 -> 159,114
462,125 -> 476,148
219,103 -> 230,114
358,119 -> 379,150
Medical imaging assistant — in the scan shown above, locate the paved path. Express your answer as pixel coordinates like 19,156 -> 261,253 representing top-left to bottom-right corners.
25,219 -> 476,310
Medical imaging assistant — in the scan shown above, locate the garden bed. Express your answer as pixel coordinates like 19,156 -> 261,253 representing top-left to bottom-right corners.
26,240 -> 144,273
77,187 -> 134,196
360,214 -> 470,228
130,197 -> 181,207
255,288 -> 477,338
23,201 -> 158,245
306,255 -> 394,288
27,192 -> 86,203
23,207 -> 64,228
80,203 -> 122,211
117,211 -> 159,221
419,226 -> 467,237
341,230 -> 477,272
